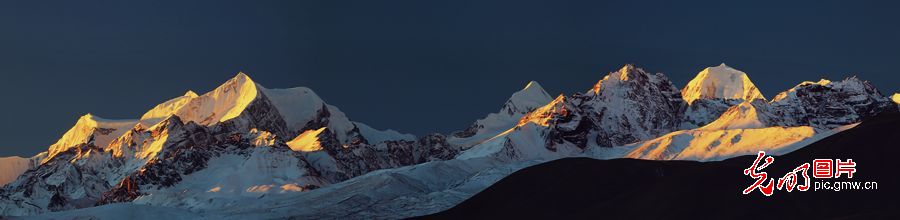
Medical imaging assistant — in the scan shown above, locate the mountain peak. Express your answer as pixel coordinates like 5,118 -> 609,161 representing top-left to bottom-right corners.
522,80 -> 543,91
681,64 -> 766,104
184,90 -> 199,98
140,91 -> 201,123
507,81 -> 552,111
590,64 -> 653,94
234,71 -> 251,80
615,64 -> 639,81
46,114 -> 137,160
172,73 -> 261,125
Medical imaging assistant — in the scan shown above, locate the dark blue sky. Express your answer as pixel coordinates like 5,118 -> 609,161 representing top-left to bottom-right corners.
1,0 -> 898,157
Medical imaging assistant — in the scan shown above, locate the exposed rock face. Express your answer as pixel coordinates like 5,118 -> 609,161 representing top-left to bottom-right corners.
4,66 -> 899,218
0,143 -> 119,216
519,65 -> 685,150
98,116 -> 219,204
293,128 -> 459,182
771,78 -> 898,128
0,73 -> 454,216
679,98 -> 740,129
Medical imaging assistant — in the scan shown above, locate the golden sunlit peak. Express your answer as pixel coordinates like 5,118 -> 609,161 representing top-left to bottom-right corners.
184,90 -> 199,98
617,64 -> 636,80
619,64 -> 636,71
798,79 -> 832,87
235,71 -> 251,79
681,63 -> 766,104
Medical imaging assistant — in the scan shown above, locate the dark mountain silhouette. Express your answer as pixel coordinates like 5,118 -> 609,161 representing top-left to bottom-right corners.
424,112 -> 900,219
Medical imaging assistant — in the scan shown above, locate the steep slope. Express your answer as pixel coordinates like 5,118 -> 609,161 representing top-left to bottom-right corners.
260,85 -> 414,145
173,73 -> 259,126
680,64 -> 766,129
139,91 -> 199,125
7,64 -> 899,219
606,123 -> 856,161
96,117 -> 323,206
699,100 -> 783,130
771,78 -> 897,128
0,156 -> 36,186
428,112 -> 900,219
458,64 -> 685,162
45,114 -> 138,161
0,73 -> 424,216
681,63 -> 766,104
582,64 -> 685,146
449,81 -> 553,148
1,143 -> 121,215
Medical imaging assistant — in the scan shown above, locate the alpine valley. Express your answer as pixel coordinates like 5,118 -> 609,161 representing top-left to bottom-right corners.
1,64 -> 897,219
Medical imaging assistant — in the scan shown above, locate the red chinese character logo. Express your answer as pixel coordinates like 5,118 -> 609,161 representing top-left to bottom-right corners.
743,151 -> 775,196
777,163 -> 810,192
813,159 -> 833,178
835,159 -> 856,178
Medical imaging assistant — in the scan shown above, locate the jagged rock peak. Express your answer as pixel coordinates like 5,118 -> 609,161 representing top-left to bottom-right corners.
592,64 -> 648,93
772,76 -> 884,102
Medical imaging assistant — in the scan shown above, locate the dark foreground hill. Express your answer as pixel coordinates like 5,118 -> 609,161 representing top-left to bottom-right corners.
423,113 -> 900,219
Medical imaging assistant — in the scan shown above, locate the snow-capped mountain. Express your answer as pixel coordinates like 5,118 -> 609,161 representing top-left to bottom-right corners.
459,64 -> 685,162
601,123 -> 858,161
449,81 -> 553,148
681,63 -> 766,104
680,64 -> 766,129
45,114 -> 139,161
771,78 -> 897,128
4,64 -> 899,219
0,73 -> 450,216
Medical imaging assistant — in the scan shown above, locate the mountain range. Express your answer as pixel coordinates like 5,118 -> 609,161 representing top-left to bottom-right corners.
426,112 -> 900,219
1,63 -> 897,219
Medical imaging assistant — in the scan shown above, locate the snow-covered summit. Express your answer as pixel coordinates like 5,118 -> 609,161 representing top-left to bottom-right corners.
173,72 -> 260,126
770,76 -> 897,128
681,63 -> 766,104
140,91 -> 198,124
449,80 -> 552,148
45,114 -> 138,160
506,81 -> 552,114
